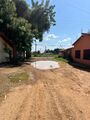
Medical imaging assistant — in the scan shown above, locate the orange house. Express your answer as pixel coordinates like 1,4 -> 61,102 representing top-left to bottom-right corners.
72,33 -> 90,66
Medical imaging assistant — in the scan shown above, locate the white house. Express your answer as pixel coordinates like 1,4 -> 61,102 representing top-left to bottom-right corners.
0,33 -> 15,63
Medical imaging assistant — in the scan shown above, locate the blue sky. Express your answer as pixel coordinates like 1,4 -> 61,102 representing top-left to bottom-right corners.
26,0 -> 90,52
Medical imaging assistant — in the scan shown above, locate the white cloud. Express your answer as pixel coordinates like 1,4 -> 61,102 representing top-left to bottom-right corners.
56,37 -> 72,49
56,37 -> 71,45
44,34 -> 59,41
62,37 -> 71,42
32,36 -> 73,52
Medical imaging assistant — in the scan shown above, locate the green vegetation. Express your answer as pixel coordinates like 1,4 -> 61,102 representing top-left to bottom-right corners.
32,53 -> 54,57
0,69 -> 34,102
8,72 -> 29,83
54,56 -> 69,63
0,71 -> 31,102
32,48 -> 61,57
32,51 -> 68,63
0,0 -> 56,61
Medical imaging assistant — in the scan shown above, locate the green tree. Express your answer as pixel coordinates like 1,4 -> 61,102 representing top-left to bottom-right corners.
11,18 -> 33,57
13,0 -> 56,41
0,0 -> 33,59
29,0 -> 56,41
0,0 -> 56,61
53,48 -> 60,54
0,0 -> 16,35
13,0 -> 29,18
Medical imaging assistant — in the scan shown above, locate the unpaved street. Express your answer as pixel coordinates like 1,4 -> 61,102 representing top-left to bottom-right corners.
0,62 -> 90,120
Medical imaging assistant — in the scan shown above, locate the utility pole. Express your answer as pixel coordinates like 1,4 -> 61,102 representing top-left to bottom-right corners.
45,45 -> 47,53
35,40 -> 37,56
35,40 -> 37,52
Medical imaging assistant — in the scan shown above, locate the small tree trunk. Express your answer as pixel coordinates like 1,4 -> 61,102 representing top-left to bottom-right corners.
26,51 -> 31,59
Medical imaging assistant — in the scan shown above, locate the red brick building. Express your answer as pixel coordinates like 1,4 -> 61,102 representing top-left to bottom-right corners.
71,33 -> 90,66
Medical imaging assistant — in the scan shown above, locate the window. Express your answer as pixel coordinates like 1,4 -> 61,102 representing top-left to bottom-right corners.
75,50 -> 81,58
83,49 -> 90,60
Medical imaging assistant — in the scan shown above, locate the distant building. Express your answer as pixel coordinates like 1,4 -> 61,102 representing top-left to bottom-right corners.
0,33 -> 16,63
71,33 -> 90,66
63,47 -> 73,59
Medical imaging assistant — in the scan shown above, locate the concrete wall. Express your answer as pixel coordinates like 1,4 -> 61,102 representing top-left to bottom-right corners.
0,37 -> 13,63
72,35 -> 90,65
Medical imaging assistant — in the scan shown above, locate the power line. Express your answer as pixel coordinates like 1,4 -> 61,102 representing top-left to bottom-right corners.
65,1 -> 90,15
62,1 -> 90,26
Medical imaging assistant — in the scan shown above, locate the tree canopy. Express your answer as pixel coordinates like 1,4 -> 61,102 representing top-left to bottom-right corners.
13,0 -> 56,41
0,0 -> 16,34
0,0 -> 56,60
27,0 -> 56,41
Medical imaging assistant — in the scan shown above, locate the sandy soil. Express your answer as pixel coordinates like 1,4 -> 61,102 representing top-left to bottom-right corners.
0,61 -> 90,120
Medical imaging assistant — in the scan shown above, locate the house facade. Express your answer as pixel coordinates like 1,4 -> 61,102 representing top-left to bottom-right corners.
71,33 -> 90,66
0,33 -> 15,63
63,47 -> 73,59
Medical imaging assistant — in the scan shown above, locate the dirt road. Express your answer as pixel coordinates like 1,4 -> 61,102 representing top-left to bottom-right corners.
0,62 -> 90,120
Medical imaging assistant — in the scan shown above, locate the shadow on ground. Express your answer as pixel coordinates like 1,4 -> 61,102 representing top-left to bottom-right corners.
69,62 -> 90,72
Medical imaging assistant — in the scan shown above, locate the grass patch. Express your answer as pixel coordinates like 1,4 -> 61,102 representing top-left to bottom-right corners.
32,53 -> 55,57
54,56 -> 69,63
9,72 -> 29,83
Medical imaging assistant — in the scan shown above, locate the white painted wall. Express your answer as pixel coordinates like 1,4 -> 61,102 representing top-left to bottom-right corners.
0,37 -> 13,63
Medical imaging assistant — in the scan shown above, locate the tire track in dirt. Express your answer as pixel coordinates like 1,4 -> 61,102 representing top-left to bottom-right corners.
35,82 -> 63,120
15,86 -> 37,120
29,67 -> 90,120
45,81 -> 85,120
0,86 -> 29,120
0,64 -> 90,120
40,70 -> 86,120
43,81 -> 76,120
